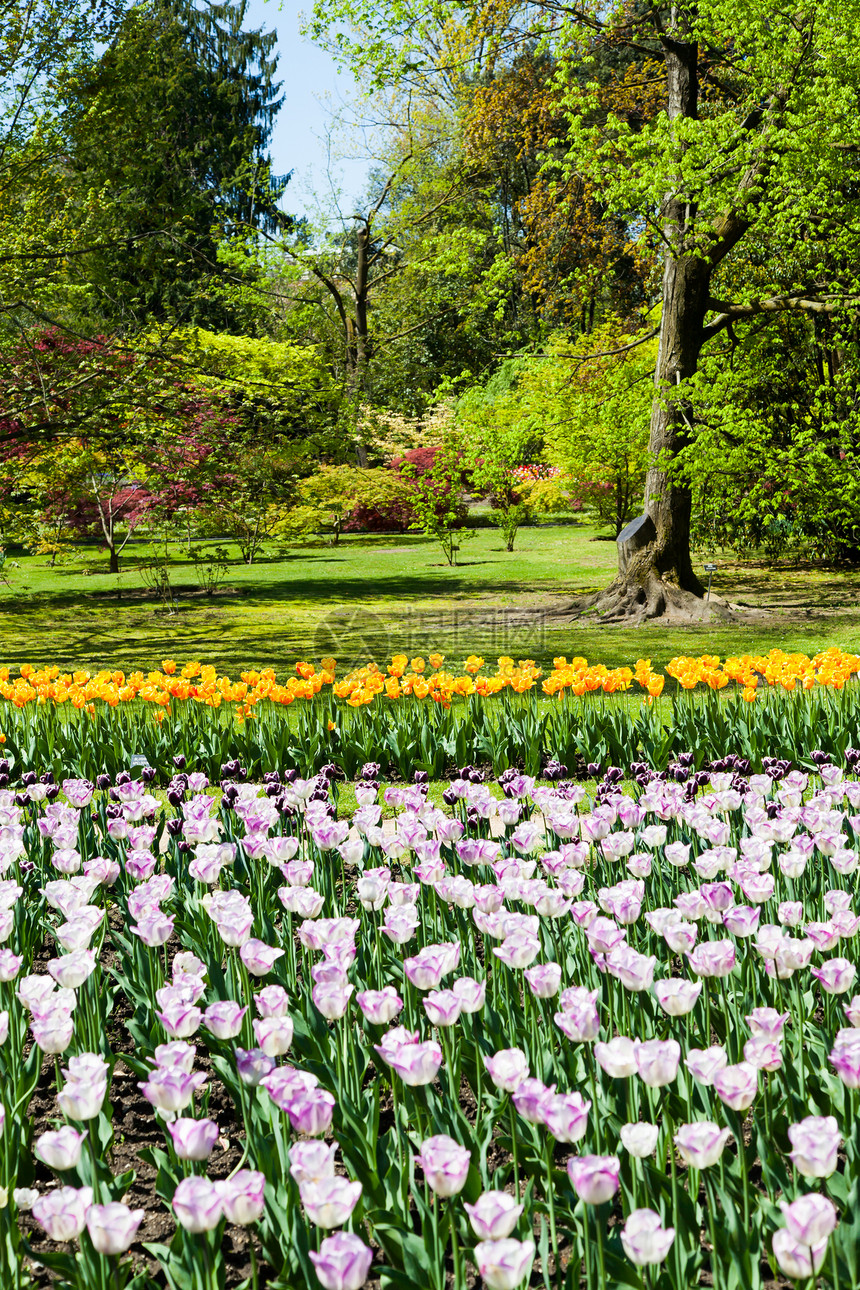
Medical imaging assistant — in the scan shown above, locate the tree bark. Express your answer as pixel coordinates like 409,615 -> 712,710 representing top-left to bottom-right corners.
596,9 -> 712,621
109,546 -> 119,573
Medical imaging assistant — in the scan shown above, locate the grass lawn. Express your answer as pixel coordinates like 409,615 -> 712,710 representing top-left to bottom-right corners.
4,522 -> 860,674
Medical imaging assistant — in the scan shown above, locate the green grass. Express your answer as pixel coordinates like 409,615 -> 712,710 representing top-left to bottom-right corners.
4,523 -> 860,674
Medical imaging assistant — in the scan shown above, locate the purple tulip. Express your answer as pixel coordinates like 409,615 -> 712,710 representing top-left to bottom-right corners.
483,1048 -> 529,1093
309,1232 -> 373,1290
286,1088 -> 336,1136
635,1039 -> 681,1088
32,1185 -> 92,1240
203,1001 -> 247,1040
235,1046 -> 275,1086
356,986 -> 403,1025
167,1118 -> 220,1161
540,1092 -> 590,1143
772,1231 -> 829,1280
451,976 -> 486,1012
423,989 -> 462,1027
86,1202 -> 145,1255
812,958 -> 856,995
252,1015 -> 294,1057
473,1239 -> 535,1290
387,1039 -> 443,1086
289,1140 -> 338,1185
415,1134 -> 471,1196
743,1036 -> 783,1071
620,1208 -> 676,1267
595,1037 -> 638,1080
512,1078 -> 554,1124
780,1193 -> 838,1245
788,1117 -> 841,1179
217,1170 -> 265,1225
566,1154 -> 620,1205
714,1061 -> 758,1111
172,1176 -> 223,1232
619,1123 -> 659,1158
300,1176 -> 362,1228
674,1122 -> 733,1168
687,939 -> 736,978
239,938 -> 284,976
35,1126 -> 87,1171
464,1191 -> 524,1240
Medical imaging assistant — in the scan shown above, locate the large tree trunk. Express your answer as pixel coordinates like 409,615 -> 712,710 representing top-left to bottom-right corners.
595,11 -> 714,622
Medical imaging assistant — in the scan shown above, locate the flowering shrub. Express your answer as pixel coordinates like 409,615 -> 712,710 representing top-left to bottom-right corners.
4,750 -> 860,1287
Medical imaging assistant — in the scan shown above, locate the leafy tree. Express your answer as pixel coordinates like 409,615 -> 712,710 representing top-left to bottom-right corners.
308,0 -> 860,620
61,0 -> 289,329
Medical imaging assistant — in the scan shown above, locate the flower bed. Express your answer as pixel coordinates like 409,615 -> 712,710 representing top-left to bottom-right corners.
3,751 -> 860,1287
0,651 -> 859,782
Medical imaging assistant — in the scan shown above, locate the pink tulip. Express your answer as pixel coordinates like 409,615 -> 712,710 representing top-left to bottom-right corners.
788,1116 -> 841,1179
812,958 -> 856,995
289,1140 -> 338,1185
386,1039 -> 443,1086
772,1230 -> 828,1280
620,1208 -> 676,1267
86,1202 -> 144,1254
714,1062 -> 758,1111
167,1118 -> 220,1161
747,1007 -> 789,1037
451,976 -> 486,1012
239,939 -> 284,976
464,1191 -> 524,1240
685,1046 -> 728,1086
32,1186 -> 92,1241
217,1170 -> 265,1225
35,1126 -> 87,1171
312,981 -> 354,1020
473,1239 -> 535,1290
356,986 -> 403,1024
780,1193 -> 838,1245
512,1078 -> 554,1124
687,939 -> 736,978
653,977 -> 702,1016
635,1039 -> 681,1088
483,1048 -> 529,1093
619,1123 -> 659,1158
309,1232 -> 374,1290
252,1015 -> 294,1057
595,1037 -> 638,1079
673,1122 -> 733,1168
415,1134 -> 471,1196
286,1088 -> 336,1136
172,1176 -> 223,1232
423,989 -> 462,1027
540,1092 -> 590,1143
524,963 -> 562,998
743,1036 -> 782,1071
203,1001 -> 247,1039
300,1176 -> 362,1228
566,1154 -> 620,1205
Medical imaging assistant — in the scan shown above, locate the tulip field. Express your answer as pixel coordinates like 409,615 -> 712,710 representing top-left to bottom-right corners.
3,654 -> 860,1288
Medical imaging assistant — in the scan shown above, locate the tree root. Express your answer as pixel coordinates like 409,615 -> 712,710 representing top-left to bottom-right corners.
562,576 -> 741,626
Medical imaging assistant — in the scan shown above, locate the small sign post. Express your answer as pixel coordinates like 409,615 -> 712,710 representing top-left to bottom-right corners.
129,753 -> 151,777
703,563 -> 718,601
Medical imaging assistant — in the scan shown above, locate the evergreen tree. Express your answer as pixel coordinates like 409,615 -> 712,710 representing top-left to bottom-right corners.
64,0 -> 290,328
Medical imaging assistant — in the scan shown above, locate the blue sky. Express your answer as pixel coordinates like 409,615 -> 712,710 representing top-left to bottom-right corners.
245,0 -> 373,216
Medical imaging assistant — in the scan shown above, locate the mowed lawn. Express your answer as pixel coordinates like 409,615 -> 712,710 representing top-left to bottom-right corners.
4,523 -> 860,673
